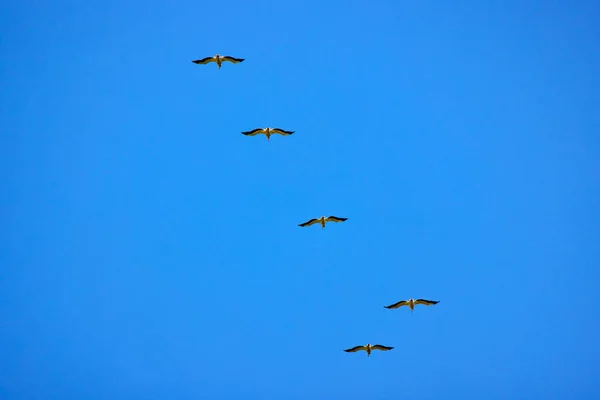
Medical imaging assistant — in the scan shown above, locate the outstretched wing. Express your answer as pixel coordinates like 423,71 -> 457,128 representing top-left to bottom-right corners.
414,299 -> 440,306
241,128 -> 265,136
298,218 -> 320,227
192,57 -> 216,65
222,56 -> 245,63
384,300 -> 410,309
371,345 -> 394,351
271,128 -> 295,136
326,216 -> 348,223
343,345 -> 367,353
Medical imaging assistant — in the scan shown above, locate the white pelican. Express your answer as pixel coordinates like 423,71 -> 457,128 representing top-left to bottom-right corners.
192,54 -> 245,69
384,298 -> 440,312
298,216 -> 347,229
241,127 -> 295,141
343,343 -> 394,357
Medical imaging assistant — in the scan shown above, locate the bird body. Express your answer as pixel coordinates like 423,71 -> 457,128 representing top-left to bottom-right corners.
344,343 -> 394,357
192,54 -> 245,69
298,215 -> 348,229
384,298 -> 440,312
241,127 -> 295,141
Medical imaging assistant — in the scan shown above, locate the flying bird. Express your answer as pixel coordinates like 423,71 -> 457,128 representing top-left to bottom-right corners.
192,54 -> 245,69
241,127 -> 295,141
384,298 -> 440,312
343,343 -> 394,357
298,216 -> 348,229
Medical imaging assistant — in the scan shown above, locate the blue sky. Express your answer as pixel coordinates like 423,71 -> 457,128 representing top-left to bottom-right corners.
1,0 -> 599,398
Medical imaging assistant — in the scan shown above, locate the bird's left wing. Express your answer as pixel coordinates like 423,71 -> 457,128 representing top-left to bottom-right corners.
325,216 -> 348,223
371,345 -> 394,351
241,128 -> 265,136
343,345 -> 367,353
414,299 -> 440,306
298,218 -> 320,227
222,56 -> 245,63
384,300 -> 410,309
192,57 -> 216,64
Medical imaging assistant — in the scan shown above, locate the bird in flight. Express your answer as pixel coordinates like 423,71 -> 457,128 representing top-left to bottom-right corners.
343,343 -> 394,357
192,54 -> 245,69
298,215 -> 348,229
384,298 -> 440,312
241,127 -> 295,141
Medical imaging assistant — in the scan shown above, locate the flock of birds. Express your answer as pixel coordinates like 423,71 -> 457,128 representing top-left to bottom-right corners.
193,53 -> 441,358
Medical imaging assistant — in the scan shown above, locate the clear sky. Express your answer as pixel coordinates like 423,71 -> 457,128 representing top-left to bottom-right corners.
1,0 -> 599,399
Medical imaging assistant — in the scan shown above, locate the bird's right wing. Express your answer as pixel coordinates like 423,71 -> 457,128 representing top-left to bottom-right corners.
343,346 -> 367,353
241,128 -> 265,136
414,299 -> 440,306
271,128 -> 295,136
325,216 -> 348,223
298,218 -> 320,227
384,300 -> 410,309
222,56 -> 245,63
371,345 -> 394,351
192,57 -> 216,64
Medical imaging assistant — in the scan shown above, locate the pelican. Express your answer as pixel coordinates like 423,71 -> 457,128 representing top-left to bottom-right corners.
384,298 -> 440,312
343,343 -> 394,357
241,127 -> 295,141
298,216 -> 348,229
192,54 -> 245,69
